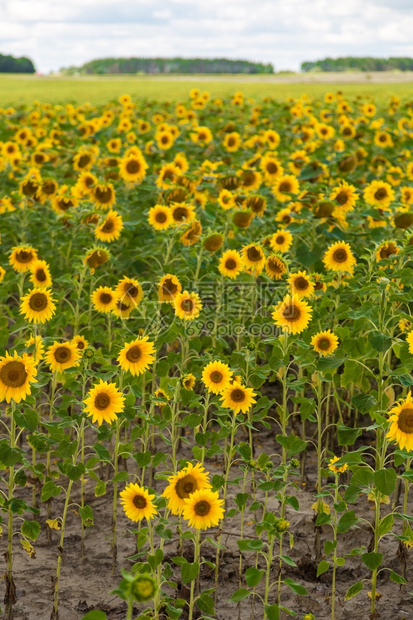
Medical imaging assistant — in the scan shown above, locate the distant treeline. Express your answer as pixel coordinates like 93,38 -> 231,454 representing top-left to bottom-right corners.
0,53 -> 35,73
301,57 -> 413,72
63,57 -> 274,75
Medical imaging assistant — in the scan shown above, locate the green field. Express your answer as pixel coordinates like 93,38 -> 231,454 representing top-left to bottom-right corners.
1,73 -> 413,105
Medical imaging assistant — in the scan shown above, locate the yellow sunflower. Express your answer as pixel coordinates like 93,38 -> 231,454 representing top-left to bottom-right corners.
119,153 -> 148,184
323,241 -> 356,273
180,220 -> 202,246
183,488 -> 225,530
115,276 -> 143,308
120,483 -> 157,522
223,132 -> 241,152
329,181 -> 358,215
83,380 -> 125,426
71,335 -> 89,352
171,203 -> 196,226
162,463 -> 211,515
91,286 -> 117,313
287,271 -> 314,298
156,162 -> 180,189
92,183 -> 116,210
218,250 -> 244,279
148,205 -> 173,231
220,381 -> 257,415
29,259 -> 52,288
218,189 -> 236,210
260,153 -> 284,182
202,361 -> 233,394
9,246 -> 38,273
174,291 -> 202,321
95,210 -> 123,242
270,229 -> 293,253
364,180 -> 395,209
158,274 -> 182,303
265,255 -> 287,280
406,330 -> 413,353
117,337 -> 156,376
83,248 -> 110,274
0,351 -> 37,403
241,244 -> 266,275
112,298 -> 134,319
311,330 -> 339,356
375,241 -> 399,263
25,335 -> 45,361
386,393 -> 413,451
182,373 -> 196,390
20,288 -> 56,324
46,341 -> 80,373
273,175 -> 300,203
328,456 -> 348,474
272,294 -> 312,335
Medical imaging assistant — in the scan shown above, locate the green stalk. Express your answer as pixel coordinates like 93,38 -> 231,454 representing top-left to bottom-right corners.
5,404 -> 16,620
264,536 -> 275,616
331,482 -> 339,620
189,530 -> 201,620
51,478 -> 74,619
112,417 -> 121,574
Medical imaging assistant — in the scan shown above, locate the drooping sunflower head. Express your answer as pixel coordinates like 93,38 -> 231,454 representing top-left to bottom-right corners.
218,249 -> 244,279
117,336 -> 156,377
241,244 -> 266,275
245,195 -> 267,217
83,380 -> 125,426
158,274 -> 182,303
120,483 -> 157,522
83,247 -> 110,274
91,286 -> 117,313
20,288 -> 56,324
29,259 -> 52,288
203,233 -> 224,253
311,330 -> 339,356
182,373 -> 196,391
46,341 -> 80,374
375,241 -> 399,263
272,294 -> 312,335
9,246 -> 38,273
220,381 -> 257,415
265,255 -> 287,280
182,488 -> 225,530
116,276 -> 143,308
148,205 -> 173,231
95,210 -> 123,243
232,209 -> 254,229
323,241 -> 356,273
202,360 -> 233,394
174,291 -> 202,321
162,462 -> 211,515
180,220 -> 203,246
0,351 -> 37,404
386,393 -> 413,451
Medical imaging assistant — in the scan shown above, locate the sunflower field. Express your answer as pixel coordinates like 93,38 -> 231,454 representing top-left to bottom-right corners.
1,89 -> 413,620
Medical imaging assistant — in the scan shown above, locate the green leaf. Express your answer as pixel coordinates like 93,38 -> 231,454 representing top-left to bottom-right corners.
134,450 -> 151,467
245,567 -> 264,587
337,423 -> 362,446
344,581 -> 364,600
0,439 -> 24,466
112,471 -> 129,483
316,560 -> 330,577
79,505 -> 94,527
81,612 -> 108,620
317,356 -> 345,371
181,561 -> 199,584
378,513 -> 394,537
368,331 -> 392,353
237,539 -> 264,551
197,593 -> 215,615
13,409 -> 38,432
276,434 -> 307,457
361,552 -> 383,571
41,480 -> 62,502
283,578 -> 307,595
374,468 -> 396,496
337,511 -> 359,534
231,588 -> 251,602
390,570 -> 407,585
351,393 -> 377,413
21,519 -> 40,541
265,603 -> 280,620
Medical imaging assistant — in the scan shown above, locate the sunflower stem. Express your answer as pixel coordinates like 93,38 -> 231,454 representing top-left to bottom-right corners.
5,402 -> 16,620
112,417 -> 121,574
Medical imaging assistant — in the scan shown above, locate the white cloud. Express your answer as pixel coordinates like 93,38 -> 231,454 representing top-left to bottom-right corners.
0,0 -> 412,73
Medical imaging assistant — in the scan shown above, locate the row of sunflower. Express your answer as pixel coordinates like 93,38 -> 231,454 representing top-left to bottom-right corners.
0,88 -> 413,620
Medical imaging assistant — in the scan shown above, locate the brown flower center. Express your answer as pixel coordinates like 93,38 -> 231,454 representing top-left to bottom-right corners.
54,346 -> 71,363
210,371 -> 223,383
126,345 -> 142,363
101,219 -> 115,233
156,211 -> 167,223
77,154 -> 91,168
173,207 -> 189,222
294,276 -> 309,290
279,181 -> 292,193
332,249 -> 348,263
42,180 -> 57,195
100,292 -> 113,304
28,292 -> 48,311
266,162 -> 278,174
94,392 -> 110,410
16,250 -> 33,264
335,190 -> 349,206
379,243 -> 397,259
195,500 -> 211,516
397,408 -> 413,434
282,303 -> 301,323
246,246 -> 262,262
268,258 -> 283,273
275,235 -> 285,245
94,187 -> 113,204
162,278 -> 178,296
181,298 -> 194,312
374,188 -> 388,201
231,388 -> 246,402
0,361 -> 27,388
317,338 -> 331,350
133,494 -> 147,508
175,474 -> 197,499
126,159 -> 141,174
225,258 -> 237,270
36,268 -> 46,282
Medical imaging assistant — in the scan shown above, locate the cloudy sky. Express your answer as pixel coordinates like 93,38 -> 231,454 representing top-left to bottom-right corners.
1,0 -> 413,73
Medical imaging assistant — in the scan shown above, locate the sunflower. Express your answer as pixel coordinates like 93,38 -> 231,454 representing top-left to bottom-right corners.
287,271 -> 314,298
180,220 -> 202,246
203,233 -> 224,253
156,162 -> 180,189
272,294 -> 312,335
311,330 -> 339,356
220,381 -> 257,414
46,341 -> 80,373
118,337 -> 156,376
182,373 -> 196,390
9,246 -> 38,273
241,244 -> 266,275
218,249 -> 243,279
156,130 -> 174,150
171,203 -> 196,226
116,276 -> 143,308
0,351 -> 37,403
73,150 -> 96,171
83,247 -> 110,274
223,132 -> 241,152
162,463 -> 211,515
148,205 -> 173,231
233,210 -> 254,229
270,229 -> 293,253
107,138 -> 122,153
375,241 -> 399,263
0,266 -> 5,283
119,153 -> 148,184
328,456 -> 348,474
182,488 -> 224,530
158,274 -> 182,303
91,286 -> 117,313
260,153 -> 284,182
386,393 -> 413,451
74,171 -> 97,197
71,335 -> 89,352
39,178 -> 58,201
265,255 -> 287,280
92,183 -> 116,210
95,210 -> 123,242
401,187 -> 413,206
218,189 -> 236,210
364,180 -> 395,210
120,483 -> 157,522
329,181 -> 358,215
25,335 -> 45,361
174,291 -> 202,320
29,259 -> 52,288
238,170 -> 262,193
83,380 -> 125,425
202,360 -> 233,394
112,298 -> 134,319
406,330 -> 413,354
273,175 -> 300,203
20,288 -> 56,324
323,241 -> 356,273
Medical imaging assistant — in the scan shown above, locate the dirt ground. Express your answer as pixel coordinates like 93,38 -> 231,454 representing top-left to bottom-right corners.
2,425 -> 413,620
